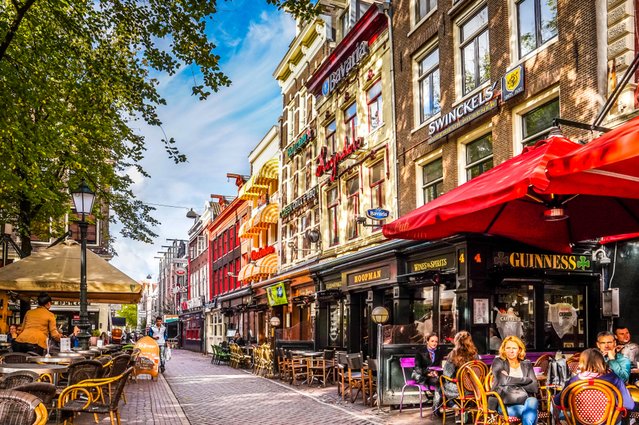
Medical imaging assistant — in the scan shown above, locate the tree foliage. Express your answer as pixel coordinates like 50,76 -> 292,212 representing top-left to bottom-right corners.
0,0 -> 317,255
115,304 -> 138,329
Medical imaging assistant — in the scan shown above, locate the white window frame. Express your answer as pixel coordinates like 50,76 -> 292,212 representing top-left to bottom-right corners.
456,121 -> 493,184
453,2 -> 490,100
415,43 -> 441,127
416,148 -> 444,207
512,85 -> 560,155
413,0 -> 437,29
510,0 -> 559,62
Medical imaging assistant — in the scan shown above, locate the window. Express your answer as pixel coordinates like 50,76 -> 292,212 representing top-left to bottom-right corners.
281,166 -> 288,205
460,7 -> 490,95
326,119 -> 336,155
346,175 -> 360,240
465,134 -> 493,180
422,158 -> 444,204
521,98 -> 559,147
327,186 -> 339,246
370,161 -> 385,210
418,48 -> 441,123
367,80 -> 383,131
517,0 -> 557,58
344,103 -> 358,146
415,0 -> 437,22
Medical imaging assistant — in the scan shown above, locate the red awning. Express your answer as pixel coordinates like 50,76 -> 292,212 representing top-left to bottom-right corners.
545,115 -> 639,198
383,134 -> 639,253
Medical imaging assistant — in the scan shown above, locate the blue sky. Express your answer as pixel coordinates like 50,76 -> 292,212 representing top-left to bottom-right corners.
110,1 -> 296,281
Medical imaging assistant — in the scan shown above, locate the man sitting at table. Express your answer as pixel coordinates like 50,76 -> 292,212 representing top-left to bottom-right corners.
13,292 -> 61,355
596,330 -> 631,383
233,332 -> 246,346
614,325 -> 639,369
412,332 -> 445,397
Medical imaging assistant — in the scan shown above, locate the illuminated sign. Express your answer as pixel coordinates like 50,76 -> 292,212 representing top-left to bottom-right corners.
493,251 -> 592,271
366,208 -> 390,220
316,137 -> 362,182
250,245 -> 275,261
347,267 -> 390,286
321,42 -> 369,97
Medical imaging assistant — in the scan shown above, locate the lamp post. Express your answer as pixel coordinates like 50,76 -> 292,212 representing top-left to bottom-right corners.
71,180 -> 96,350
371,306 -> 389,411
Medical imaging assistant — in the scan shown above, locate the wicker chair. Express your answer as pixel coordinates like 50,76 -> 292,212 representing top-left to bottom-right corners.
58,367 -> 134,425
467,369 -> 522,425
58,359 -> 102,389
106,354 -> 132,403
0,371 -> 40,389
0,389 -> 48,425
13,382 -> 57,408
439,359 -> 489,424
555,378 -> 625,425
0,352 -> 30,364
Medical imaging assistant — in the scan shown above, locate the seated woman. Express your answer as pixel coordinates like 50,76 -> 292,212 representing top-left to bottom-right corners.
433,330 -> 479,417
553,348 -> 634,411
491,336 -> 539,425
412,332 -> 445,395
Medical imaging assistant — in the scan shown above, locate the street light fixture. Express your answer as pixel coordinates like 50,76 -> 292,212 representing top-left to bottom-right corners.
371,306 -> 390,410
71,180 -> 95,350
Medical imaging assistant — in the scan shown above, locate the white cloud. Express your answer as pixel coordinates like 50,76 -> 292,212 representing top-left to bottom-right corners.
111,8 -> 295,282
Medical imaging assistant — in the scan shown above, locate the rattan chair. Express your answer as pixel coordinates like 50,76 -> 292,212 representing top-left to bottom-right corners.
58,367 -> 134,425
467,369 -> 522,425
58,359 -> 102,389
0,371 -> 40,389
0,352 -> 30,364
13,382 -> 57,409
439,359 -> 489,424
0,389 -> 48,425
555,378 -> 626,425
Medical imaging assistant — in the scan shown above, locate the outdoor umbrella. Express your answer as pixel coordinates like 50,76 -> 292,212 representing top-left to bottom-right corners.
0,240 -> 141,303
383,135 -> 639,253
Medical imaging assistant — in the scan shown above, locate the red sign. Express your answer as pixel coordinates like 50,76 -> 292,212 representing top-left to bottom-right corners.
250,245 -> 275,261
175,267 -> 187,276
315,137 -> 362,182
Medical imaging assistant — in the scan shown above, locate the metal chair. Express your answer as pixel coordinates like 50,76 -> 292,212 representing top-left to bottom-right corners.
399,357 -> 432,418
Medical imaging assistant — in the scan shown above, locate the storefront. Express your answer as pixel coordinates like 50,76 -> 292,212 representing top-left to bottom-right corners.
217,286 -> 253,343
179,310 -> 204,352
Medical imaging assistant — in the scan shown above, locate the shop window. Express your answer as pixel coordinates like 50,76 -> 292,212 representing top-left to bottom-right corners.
412,286 -> 435,339
517,0 -> 557,58
344,102 -> 358,146
418,48 -> 441,123
521,98 -> 559,147
328,301 -> 345,348
326,119 -> 337,155
465,134 -> 493,181
327,186 -> 340,246
415,0 -> 437,23
460,6 -> 490,95
367,80 -> 383,132
346,175 -> 360,240
440,279 -> 458,344
422,157 -> 444,205
543,285 -> 585,350
494,285 -> 535,347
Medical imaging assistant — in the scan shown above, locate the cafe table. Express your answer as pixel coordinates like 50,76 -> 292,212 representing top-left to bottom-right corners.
0,363 -> 68,385
27,356 -> 79,365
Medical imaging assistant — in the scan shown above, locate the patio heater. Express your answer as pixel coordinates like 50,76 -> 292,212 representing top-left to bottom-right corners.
371,306 -> 389,410
71,181 -> 96,350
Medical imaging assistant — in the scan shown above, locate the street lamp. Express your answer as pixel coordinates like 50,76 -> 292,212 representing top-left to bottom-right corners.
71,180 -> 95,350
371,306 -> 390,410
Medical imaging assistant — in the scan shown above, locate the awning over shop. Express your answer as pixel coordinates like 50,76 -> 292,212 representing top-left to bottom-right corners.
250,203 -> 279,229
254,253 -> 278,276
383,134 -> 639,253
238,175 -> 268,201
254,158 -> 279,185
216,286 -> 253,304
238,220 -> 260,239
237,263 -> 258,282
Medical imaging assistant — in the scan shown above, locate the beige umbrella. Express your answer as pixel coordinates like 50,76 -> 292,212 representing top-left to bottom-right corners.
0,240 -> 141,303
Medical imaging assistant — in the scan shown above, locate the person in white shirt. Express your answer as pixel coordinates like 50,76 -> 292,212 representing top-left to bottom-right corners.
148,316 -> 168,372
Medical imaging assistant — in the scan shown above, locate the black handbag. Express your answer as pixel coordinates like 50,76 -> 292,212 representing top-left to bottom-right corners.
498,385 -> 529,405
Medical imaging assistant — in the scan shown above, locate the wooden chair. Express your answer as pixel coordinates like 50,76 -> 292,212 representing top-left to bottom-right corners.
57,367 -> 134,425
0,389 -> 49,425
555,378 -> 626,425
439,359 -> 488,424
307,350 -> 335,387
363,358 -> 377,407
346,353 -> 364,403
286,351 -> 308,385
276,348 -> 290,381
467,369 -> 522,425
336,352 -> 349,400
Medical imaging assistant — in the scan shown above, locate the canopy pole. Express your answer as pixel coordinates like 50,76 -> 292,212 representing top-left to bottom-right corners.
593,52 -> 639,128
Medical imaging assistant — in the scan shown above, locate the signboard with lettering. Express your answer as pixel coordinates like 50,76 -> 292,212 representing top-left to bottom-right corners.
325,281 -> 342,290
366,208 -> 390,221
316,137 -> 362,182
266,282 -> 289,306
321,42 -> 369,97
492,251 -> 592,271
286,129 -> 314,160
175,267 -> 187,276
280,186 -> 318,220
347,266 -> 390,286
409,253 -> 456,273
502,65 -> 525,101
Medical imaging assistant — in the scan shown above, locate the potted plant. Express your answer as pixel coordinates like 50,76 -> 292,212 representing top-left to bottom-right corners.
90,329 -> 101,346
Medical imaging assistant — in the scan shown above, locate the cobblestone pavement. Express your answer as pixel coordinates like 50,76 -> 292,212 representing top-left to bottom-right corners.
50,349 -> 436,424
164,349 -> 387,425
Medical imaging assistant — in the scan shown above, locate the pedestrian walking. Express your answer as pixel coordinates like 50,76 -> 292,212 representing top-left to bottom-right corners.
149,316 -> 168,373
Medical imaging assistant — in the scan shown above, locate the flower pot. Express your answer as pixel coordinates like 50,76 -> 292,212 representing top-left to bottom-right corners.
90,336 -> 99,346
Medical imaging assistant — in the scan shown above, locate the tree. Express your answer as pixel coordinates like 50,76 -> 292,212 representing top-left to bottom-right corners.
0,0 -> 317,256
115,304 -> 138,329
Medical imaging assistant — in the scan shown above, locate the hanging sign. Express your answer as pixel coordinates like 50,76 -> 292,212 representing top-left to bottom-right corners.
366,208 -> 390,221
502,64 -> 525,101
287,129 -> 314,160
174,267 -> 187,276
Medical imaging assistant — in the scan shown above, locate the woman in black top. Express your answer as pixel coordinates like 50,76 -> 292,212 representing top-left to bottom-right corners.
412,332 -> 445,390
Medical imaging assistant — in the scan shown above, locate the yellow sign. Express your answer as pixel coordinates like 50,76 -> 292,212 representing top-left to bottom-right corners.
410,253 -> 455,273
494,252 -> 591,271
347,267 -> 390,286
266,282 -> 288,306
505,67 -> 521,92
